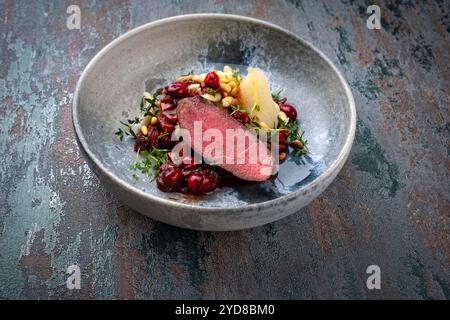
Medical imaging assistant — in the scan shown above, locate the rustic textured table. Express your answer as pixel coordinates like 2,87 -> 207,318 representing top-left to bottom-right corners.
0,0 -> 448,299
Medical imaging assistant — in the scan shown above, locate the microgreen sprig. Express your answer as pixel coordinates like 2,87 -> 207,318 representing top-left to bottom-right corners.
130,147 -> 169,181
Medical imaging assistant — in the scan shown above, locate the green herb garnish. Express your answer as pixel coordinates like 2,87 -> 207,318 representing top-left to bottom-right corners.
278,116 -> 288,128
231,67 -> 243,83
115,116 -> 140,140
286,121 -> 309,156
230,105 -> 246,116
130,147 -> 169,181
271,89 -> 283,101
206,87 -> 217,96
141,94 -> 159,116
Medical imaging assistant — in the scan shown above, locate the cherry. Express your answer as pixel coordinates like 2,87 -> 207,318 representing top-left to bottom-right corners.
134,131 -> 150,152
278,130 -> 288,144
148,126 -> 160,148
186,171 -> 219,193
134,126 -> 160,151
277,97 -> 287,105
160,100 -> 176,112
163,110 -> 178,123
279,104 -> 297,121
232,111 -> 251,125
197,174 -> 215,193
158,114 -> 175,133
186,172 -> 203,193
165,82 -> 188,99
159,166 -> 182,187
157,134 -> 176,149
204,72 -> 220,89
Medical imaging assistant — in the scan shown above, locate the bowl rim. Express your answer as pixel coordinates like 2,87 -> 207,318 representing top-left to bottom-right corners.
73,13 -> 357,212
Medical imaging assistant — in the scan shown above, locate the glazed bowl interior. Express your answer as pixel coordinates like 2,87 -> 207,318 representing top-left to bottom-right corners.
74,14 -> 355,209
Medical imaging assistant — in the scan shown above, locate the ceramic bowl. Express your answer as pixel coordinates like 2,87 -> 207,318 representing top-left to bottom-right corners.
73,14 -> 356,231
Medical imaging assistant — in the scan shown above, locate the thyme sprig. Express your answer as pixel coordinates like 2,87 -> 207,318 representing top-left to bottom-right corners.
115,117 -> 140,141
115,93 -> 160,141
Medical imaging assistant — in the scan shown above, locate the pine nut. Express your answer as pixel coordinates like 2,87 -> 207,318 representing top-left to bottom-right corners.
143,115 -> 152,126
220,82 -> 232,92
290,139 -> 304,149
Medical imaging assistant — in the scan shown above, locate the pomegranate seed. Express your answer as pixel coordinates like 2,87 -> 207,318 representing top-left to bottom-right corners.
204,72 -> 220,89
165,82 -> 188,99
279,104 -> 297,121
232,111 -> 251,125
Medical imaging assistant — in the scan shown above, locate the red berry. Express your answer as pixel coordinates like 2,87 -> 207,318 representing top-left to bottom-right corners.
159,166 -> 182,188
277,97 -> 287,105
278,131 -> 288,144
134,131 -> 149,152
158,114 -> 175,133
165,82 -> 188,99
204,72 -> 220,89
197,174 -> 215,193
279,104 -> 297,121
232,111 -> 251,125
186,171 -> 219,193
157,134 -> 176,149
163,110 -> 178,123
148,126 -> 160,148
160,100 -> 176,112
187,172 -> 203,193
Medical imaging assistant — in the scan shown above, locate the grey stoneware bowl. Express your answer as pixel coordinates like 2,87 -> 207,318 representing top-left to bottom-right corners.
73,14 -> 356,231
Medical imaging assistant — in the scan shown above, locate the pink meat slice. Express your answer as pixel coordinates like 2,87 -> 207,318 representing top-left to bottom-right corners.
177,96 -> 274,181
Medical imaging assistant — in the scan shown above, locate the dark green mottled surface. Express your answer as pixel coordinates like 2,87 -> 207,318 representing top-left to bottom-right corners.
0,0 -> 448,299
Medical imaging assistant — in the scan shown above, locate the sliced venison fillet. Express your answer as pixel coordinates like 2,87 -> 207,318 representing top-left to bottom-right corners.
177,96 -> 275,181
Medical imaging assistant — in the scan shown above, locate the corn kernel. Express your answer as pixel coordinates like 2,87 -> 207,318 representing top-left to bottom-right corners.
231,86 -> 239,96
140,125 -> 148,136
229,81 -> 237,88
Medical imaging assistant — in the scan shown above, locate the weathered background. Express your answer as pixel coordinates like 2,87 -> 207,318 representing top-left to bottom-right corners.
0,0 -> 448,299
